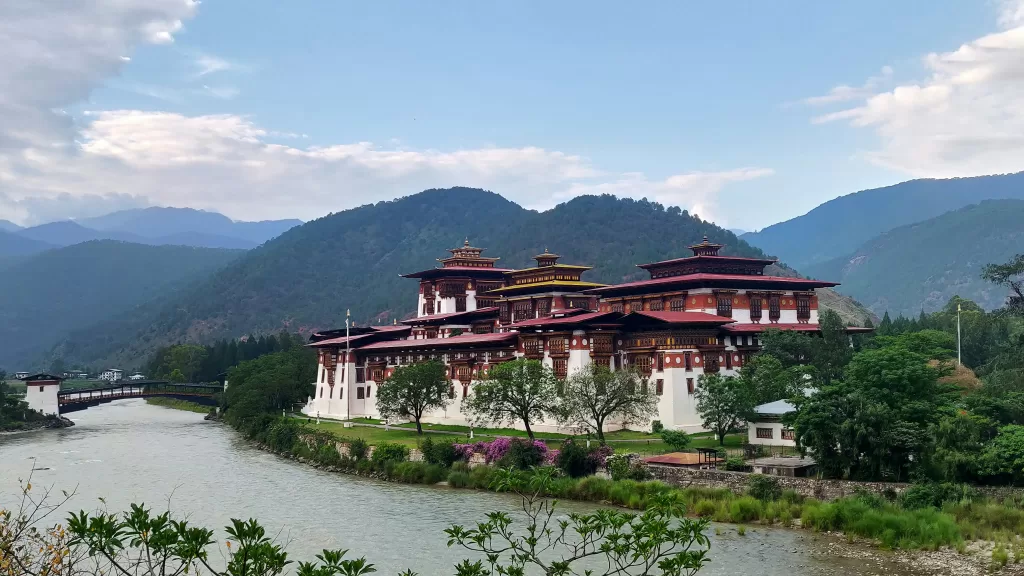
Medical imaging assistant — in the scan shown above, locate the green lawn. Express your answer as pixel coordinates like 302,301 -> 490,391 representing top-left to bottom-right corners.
298,415 -> 744,455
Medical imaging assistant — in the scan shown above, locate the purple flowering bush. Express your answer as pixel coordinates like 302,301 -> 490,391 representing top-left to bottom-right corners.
453,437 -> 548,469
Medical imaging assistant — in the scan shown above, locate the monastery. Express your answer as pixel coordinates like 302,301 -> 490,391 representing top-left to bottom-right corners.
302,237 -> 860,432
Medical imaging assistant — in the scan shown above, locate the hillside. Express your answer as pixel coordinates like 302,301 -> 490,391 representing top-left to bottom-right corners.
78,207 -> 302,246
741,172 -> 1024,269
0,220 -> 22,233
0,241 -> 243,371
50,188 -> 872,368
803,200 -> 1024,316
0,230 -> 53,258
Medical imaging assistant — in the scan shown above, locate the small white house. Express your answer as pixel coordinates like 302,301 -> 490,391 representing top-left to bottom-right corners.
747,399 -> 798,448
14,371 -> 29,380
129,373 -> 145,381
99,368 -> 123,382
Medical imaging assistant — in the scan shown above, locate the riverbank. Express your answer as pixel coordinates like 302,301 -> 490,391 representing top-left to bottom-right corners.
0,414 -> 74,433
228,414 -> 1024,574
144,397 -> 213,413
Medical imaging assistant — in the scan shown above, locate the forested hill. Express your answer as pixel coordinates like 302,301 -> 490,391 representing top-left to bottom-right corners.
0,241 -> 244,371
741,172 -> 1024,270
51,187 -> 870,369
804,200 -> 1024,317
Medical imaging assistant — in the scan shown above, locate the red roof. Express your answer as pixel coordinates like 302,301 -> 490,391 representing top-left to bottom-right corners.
401,266 -> 513,278
584,273 -> 838,294
721,323 -> 874,333
357,331 -> 517,351
637,254 -> 777,269
643,452 -> 723,466
620,311 -> 735,325
506,311 -> 620,329
401,307 -> 498,325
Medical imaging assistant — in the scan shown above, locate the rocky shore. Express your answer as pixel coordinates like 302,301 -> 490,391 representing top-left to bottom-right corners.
0,414 -> 75,433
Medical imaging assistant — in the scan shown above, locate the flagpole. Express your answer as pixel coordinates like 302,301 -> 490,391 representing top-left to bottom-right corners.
956,303 -> 962,366
346,309 -> 351,420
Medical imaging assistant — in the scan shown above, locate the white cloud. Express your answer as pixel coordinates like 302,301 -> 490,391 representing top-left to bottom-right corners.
803,66 -> 893,106
3,111 -> 772,225
807,6 -> 1024,178
0,0 -> 770,227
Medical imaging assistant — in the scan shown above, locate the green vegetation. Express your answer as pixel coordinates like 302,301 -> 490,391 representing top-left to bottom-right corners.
145,397 -> 212,414
558,364 -> 658,442
146,332 -> 307,384
805,199 -> 1024,315
0,372 -> 49,431
0,240 -> 243,371
376,360 -> 450,434
461,358 -> 559,440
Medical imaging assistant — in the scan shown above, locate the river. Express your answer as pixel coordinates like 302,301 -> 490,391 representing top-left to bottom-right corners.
0,400 -> 932,576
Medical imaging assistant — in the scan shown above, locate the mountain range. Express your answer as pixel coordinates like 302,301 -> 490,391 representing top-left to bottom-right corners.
0,241 -> 244,370
0,207 -> 301,257
741,172 -> 1024,270
803,200 -> 1024,316
34,188 -> 870,371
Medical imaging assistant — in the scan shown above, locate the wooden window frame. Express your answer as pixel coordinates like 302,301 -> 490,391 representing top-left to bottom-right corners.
756,427 -> 773,439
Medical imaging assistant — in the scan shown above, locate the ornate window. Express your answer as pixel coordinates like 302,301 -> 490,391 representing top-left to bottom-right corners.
648,299 -> 664,311
455,295 -> 467,312
610,302 -> 624,313
632,355 -> 653,377
725,353 -> 733,370
749,294 -> 762,323
796,293 -> 811,322
768,294 -> 781,322
705,355 -> 721,373
499,303 -> 511,324
716,294 -> 733,318
592,334 -> 613,354
686,378 -> 694,395
684,352 -> 692,370
670,298 -> 685,312
553,358 -> 568,380
782,429 -> 796,441
567,297 -> 591,310
477,297 -> 497,309
523,338 -> 543,358
512,301 -> 533,322
536,298 -> 551,317
548,337 -> 568,355
756,427 -> 773,439
656,352 -> 664,371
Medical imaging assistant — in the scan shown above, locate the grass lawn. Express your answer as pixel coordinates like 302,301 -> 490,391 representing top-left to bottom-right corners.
298,415 -> 744,455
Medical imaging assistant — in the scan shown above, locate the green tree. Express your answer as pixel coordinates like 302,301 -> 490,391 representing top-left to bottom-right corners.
693,373 -> 752,445
660,429 -> 692,451
168,369 -> 186,383
736,354 -> 810,406
557,364 -> 658,443
376,360 -> 450,434
168,344 -> 208,383
816,309 -> 853,385
980,425 -> 1024,485
462,358 -> 558,440
983,253 -> 1024,315
224,346 -> 316,420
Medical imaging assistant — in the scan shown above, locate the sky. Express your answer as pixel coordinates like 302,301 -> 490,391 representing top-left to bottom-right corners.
1,1 -> 1023,230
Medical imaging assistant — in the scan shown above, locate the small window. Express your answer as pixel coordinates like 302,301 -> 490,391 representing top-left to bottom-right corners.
656,379 -> 664,396
39,386 -> 45,392
686,378 -> 694,395
782,429 -> 796,441
319,386 -> 323,398
448,384 -> 455,399
366,385 -> 372,398
656,352 -> 664,372
670,299 -> 685,312
355,367 -> 366,383
684,352 -> 692,370
356,387 -> 365,400
756,427 -> 773,439
339,387 -> 343,399
725,353 -> 733,370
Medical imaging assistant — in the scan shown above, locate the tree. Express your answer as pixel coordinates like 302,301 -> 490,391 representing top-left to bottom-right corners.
736,354 -> 810,407
167,344 -> 208,383
693,373 -> 752,445
815,309 -> 852,385
983,253 -> 1024,315
462,358 -> 558,439
168,368 -> 186,383
557,364 -> 658,443
376,360 -> 451,434
980,425 -> 1024,486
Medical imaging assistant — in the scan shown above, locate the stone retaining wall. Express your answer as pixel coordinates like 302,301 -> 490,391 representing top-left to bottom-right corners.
647,465 -> 1024,502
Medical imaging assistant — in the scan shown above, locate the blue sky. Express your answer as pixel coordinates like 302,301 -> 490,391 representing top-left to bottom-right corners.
3,0 -> 1022,229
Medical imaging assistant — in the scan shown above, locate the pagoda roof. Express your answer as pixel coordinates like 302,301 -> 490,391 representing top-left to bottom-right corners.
583,273 -> 838,296
401,266 -> 513,279
19,373 -> 64,382
401,307 -> 499,326
506,310 -> 622,329
636,254 -> 778,270
357,331 -> 517,352
619,311 -> 736,327
308,325 -> 412,347
508,263 -> 593,274
486,279 -> 607,296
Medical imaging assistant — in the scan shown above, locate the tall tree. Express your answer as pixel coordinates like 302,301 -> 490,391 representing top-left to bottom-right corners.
693,373 -> 752,445
462,358 -> 558,439
557,364 -> 658,443
983,254 -> 1024,315
815,309 -> 853,386
376,360 -> 451,434
167,344 -> 208,383
736,354 -> 810,407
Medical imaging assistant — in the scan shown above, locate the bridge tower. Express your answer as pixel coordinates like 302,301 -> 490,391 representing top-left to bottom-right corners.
22,373 -> 63,416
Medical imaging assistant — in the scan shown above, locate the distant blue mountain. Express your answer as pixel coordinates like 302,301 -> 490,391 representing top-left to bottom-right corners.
0,230 -> 53,258
0,220 -> 22,233
741,172 -> 1024,270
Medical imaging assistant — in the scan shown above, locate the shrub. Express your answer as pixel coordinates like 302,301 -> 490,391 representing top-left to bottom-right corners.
371,442 -> 410,465
608,454 -> 652,481
421,437 -> 464,467
469,465 -> 496,489
348,438 -> 369,461
694,499 -> 717,517
423,464 -> 447,484
315,443 -> 342,466
659,429 -> 691,451
392,461 -> 425,483
724,456 -> 748,471
729,497 -> 764,523
748,474 -> 782,502
557,440 -> 599,478
355,458 -> 374,474
447,470 -> 470,488
454,437 -> 549,466
651,420 -> 664,434
900,483 -> 978,510
499,438 -> 547,469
